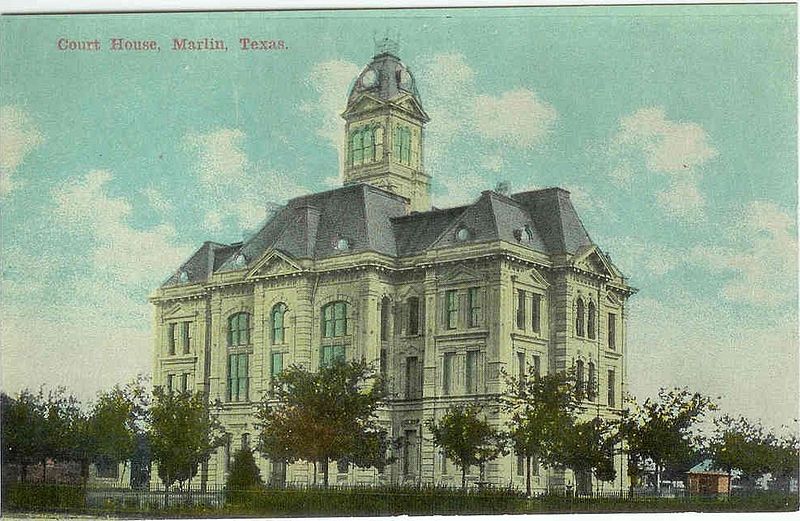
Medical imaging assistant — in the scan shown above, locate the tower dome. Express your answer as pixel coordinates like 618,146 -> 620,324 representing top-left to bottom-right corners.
346,52 -> 423,111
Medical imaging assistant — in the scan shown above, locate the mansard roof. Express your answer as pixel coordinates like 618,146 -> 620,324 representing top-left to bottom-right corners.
162,183 -> 596,287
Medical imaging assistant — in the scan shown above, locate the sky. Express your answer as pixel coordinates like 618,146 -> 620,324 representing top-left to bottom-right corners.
0,6 -> 797,431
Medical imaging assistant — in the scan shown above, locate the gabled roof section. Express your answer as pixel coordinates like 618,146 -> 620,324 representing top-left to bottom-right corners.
511,188 -> 594,255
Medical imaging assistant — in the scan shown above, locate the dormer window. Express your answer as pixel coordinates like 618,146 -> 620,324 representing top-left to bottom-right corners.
178,270 -> 189,283
234,253 -> 246,268
524,224 -> 534,241
456,227 -> 471,242
334,237 -> 351,251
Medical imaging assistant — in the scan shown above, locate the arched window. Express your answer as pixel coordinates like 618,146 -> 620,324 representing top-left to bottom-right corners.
350,126 -> 378,166
322,301 -> 349,338
271,303 -> 288,345
575,298 -> 585,337
587,300 -> 596,339
587,361 -> 596,401
576,360 -> 585,399
380,297 -> 390,341
393,125 -> 412,164
227,312 -> 251,346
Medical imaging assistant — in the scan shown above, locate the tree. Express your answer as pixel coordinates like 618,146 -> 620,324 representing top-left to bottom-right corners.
556,417 -> 618,494
1,390 -> 47,482
148,387 -> 225,502
426,404 -> 506,489
225,447 -> 264,504
709,415 -> 774,492
502,369 -> 581,496
619,388 -> 716,492
256,360 -> 391,487
768,434 -> 799,493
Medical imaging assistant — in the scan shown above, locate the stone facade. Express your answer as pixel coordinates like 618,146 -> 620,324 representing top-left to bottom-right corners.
151,50 -> 635,492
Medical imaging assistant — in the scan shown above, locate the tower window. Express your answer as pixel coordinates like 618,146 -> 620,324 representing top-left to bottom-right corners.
576,360 -> 585,399
393,125 -> 412,165
349,126 -> 378,166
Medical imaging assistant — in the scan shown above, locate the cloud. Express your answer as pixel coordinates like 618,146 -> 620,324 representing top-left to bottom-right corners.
691,201 -> 797,307
602,236 -> 686,278
184,127 -> 309,232
418,53 -> 557,149
0,105 -> 44,196
53,170 -> 193,289
627,292 -> 798,430
609,107 -> 717,220
414,53 -> 557,207
474,89 -> 557,147
303,60 -> 361,169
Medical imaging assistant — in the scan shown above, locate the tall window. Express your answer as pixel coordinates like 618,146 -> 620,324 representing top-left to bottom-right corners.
227,312 -> 251,346
168,323 -> 176,355
228,353 -> 249,402
393,125 -> 412,165
320,345 -> 346,367
608,313 -> 617,349
349,126 -> 377,166
576,360 -> 585,399
322,301 -> 349,338
271,352 -> 284,380
166,374 -> 174,393
467,287 -> 480,328
180,322 -> 191,354
575,298 -> 585,337
532,355 -> 541,379
380,297 -> 390,341
607,370 -> 616,407
442,352 -> 454,395
587,301 -> 596,339
271,303 -> 288,345
531,294 -> 541,333
516,290 -> 526,329
465,351 -> 479,394
587,362 -> 596,401
517,352 -> 526,385
406,356 -> 420,399
180,373 -> 189,393
516,452 -> 525,477
407,297 -> 420,335
445,290 -> 458,330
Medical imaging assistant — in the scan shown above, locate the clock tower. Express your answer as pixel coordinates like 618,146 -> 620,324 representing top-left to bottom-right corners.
341,47 -> 430,212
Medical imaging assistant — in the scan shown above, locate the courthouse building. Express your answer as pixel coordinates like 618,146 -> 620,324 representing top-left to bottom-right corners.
150,48 -> 636,492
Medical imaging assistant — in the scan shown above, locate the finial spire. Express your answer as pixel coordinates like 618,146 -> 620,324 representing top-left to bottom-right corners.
373,31 -> 400,57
